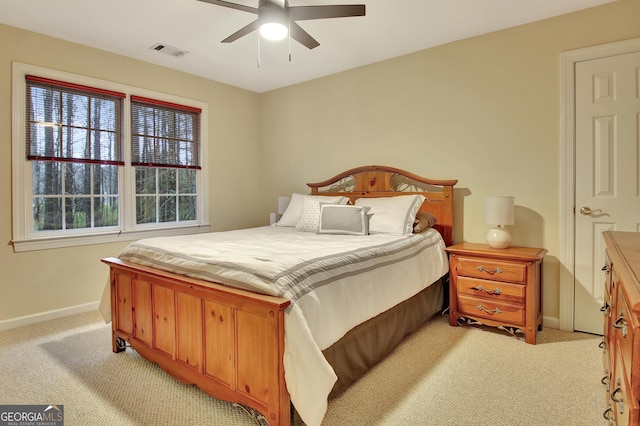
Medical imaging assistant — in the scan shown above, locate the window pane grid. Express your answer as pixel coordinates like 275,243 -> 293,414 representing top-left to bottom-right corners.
31,160 -> 120,231
135,167 -> 197,225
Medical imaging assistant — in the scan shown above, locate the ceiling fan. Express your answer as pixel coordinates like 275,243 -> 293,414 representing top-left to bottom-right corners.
198,0 -> 366,49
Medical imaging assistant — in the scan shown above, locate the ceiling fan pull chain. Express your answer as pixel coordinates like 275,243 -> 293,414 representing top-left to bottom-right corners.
257,35 -> 261,68
288,21 -> 292,62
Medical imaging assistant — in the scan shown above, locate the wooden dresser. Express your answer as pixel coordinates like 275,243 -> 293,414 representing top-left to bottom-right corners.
445,243 -> 546,344
602,231 -> 640,425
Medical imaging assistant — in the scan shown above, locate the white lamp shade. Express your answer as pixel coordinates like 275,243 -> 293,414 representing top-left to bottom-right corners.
484,196 -> 515,225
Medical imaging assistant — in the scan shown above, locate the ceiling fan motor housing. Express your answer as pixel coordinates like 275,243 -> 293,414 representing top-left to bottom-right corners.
198,0 -> 366,49
260,3 -> 289,26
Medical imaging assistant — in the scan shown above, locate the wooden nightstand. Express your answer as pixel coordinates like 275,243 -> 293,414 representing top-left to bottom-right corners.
445,243 -> 547,344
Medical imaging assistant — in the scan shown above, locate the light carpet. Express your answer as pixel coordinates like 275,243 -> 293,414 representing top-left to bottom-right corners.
0,311 -> 605,425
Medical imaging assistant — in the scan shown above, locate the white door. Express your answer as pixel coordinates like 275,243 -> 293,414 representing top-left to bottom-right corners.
574,52 -> 640,334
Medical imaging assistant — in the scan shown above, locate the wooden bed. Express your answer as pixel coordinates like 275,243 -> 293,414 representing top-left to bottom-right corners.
102,165 -> 456,426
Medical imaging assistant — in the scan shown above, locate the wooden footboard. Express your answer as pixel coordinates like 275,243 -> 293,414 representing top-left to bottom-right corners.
102,257 -> 291,426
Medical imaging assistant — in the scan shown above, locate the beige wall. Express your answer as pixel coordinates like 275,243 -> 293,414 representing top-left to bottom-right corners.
259,0 -> 640,324
0,24 -> 263,325
2,0 -> 640,327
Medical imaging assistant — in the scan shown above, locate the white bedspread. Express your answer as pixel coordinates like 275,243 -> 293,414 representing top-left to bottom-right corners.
101,226 -> 448,426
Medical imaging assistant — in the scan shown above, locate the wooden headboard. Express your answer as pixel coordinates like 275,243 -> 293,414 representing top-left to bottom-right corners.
307,165 -> 457,246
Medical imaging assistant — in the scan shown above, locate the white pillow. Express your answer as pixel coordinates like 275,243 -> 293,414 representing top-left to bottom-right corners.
277,193 -> 349,227
318,204 -> 371,236
354,195 -> 425,235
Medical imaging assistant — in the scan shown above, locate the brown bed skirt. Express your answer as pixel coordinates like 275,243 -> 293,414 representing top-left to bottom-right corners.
323,276 -> 445,398
292,277 -> 445,424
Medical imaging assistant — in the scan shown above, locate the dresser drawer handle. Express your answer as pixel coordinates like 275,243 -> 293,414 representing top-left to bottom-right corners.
613,312 -> 627,338
601,374 -> 609,387
471,285 -> 502,295
600,302 -> 609,313
476,266 -> 503,275
611,379 -> 625,415
475,305 -> 502,315
602,407 -> 612,421
610,385 -> 623,404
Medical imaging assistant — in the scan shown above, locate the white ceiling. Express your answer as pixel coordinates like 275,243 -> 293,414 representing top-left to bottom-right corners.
0,0 -> 615,93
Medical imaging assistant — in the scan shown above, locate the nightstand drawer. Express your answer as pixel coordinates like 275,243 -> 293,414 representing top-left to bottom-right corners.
457,294 -> 525,325
457,276 -> 525,303
456,257 -> 526,284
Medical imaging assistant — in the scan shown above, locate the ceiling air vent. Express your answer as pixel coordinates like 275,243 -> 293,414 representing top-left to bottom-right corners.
149,43 -> 189,58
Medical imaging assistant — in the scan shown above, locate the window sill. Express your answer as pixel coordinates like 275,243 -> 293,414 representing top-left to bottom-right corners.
11,224 -> 211,253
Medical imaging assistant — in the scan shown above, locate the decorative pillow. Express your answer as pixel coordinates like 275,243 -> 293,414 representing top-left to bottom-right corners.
318,204 -> 371,236
413,212 -> 437,233
354,195 -> 425,235
295,198 -> 325,232
277,193 -> 349,227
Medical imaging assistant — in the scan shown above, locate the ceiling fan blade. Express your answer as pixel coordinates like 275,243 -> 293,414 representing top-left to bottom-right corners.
289,22 -> 320,49
288,4 -> 365,21
197,0 -> 258,14
221,19 -> 261,43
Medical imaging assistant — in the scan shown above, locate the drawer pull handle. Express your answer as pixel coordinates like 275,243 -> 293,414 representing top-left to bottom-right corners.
602,407 -> 612,421
600,302 -> 609,313
610,386 -> 623,404
476,266 -> 503,275
601,374 -> 609,386
599,338 -> 605,350
475,305 -> 502,315
611,379 -> 625,415
471,285 -> 502,295
613,312 -> 627,338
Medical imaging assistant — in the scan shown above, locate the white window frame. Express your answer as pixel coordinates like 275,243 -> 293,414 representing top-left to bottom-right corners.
11,62 -> 210,252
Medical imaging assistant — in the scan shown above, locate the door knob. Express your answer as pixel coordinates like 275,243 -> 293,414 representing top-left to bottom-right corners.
580,206 -> 592,215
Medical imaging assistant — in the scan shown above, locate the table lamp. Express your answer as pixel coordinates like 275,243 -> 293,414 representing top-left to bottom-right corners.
484,196 -> 515,248
270,195 -> 291,226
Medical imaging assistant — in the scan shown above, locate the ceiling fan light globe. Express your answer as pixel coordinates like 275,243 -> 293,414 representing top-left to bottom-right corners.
260,22 -> 288,41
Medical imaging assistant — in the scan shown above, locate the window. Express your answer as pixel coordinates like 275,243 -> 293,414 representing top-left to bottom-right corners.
26,76 -> 125,233
130,96 -> 200,225
12,63 -> 209,252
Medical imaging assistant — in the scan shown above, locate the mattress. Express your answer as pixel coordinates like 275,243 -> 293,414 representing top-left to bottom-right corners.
109,226 -> 449,425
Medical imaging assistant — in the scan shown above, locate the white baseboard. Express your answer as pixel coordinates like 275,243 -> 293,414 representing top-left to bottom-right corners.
0,301 -> 100,332
543,315 -> 560,330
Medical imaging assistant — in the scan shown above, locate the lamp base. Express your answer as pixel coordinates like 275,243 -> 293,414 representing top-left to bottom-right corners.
486,226 -> 511,249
